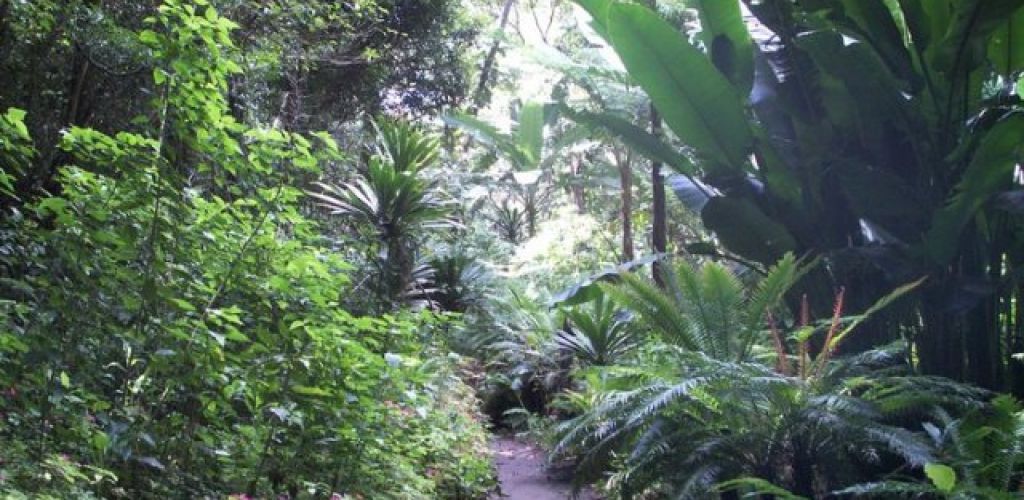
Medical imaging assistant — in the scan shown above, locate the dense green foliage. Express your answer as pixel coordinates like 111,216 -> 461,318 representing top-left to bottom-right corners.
3,0 -> 1024,498
0,1 -> 493,497
575,0 -> 1024,389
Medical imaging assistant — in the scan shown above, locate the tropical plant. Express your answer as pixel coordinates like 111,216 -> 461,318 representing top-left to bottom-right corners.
425,252 -> 492,314
447,102 -> 574,236
310,120 -> 452,305
551,256 -> 955,498
553,344 -> 955,498
600,253 -> 813,360
836,395 -> 1024,498
488,196 -> 529,244
480,290 -> 572,424
0,2 -> 494,497
555,293 -> 639,366
573,0 -> 1024,391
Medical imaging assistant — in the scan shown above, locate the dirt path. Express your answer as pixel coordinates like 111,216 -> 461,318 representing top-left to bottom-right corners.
489,436 -> 599,500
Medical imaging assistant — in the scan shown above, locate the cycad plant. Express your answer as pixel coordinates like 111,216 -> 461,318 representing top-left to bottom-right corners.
600,253 -> 813,360
551,257 -> 964,498
480,291 -> 573,423
836,395 -> 1024,499
310,121 -> 451,304
424,252 -> 491,314
489,197 -> 529,244
555,293 -> 639,367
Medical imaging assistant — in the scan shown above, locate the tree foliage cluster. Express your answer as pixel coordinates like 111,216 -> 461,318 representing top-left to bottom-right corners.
453,0 -> 1024,498
3,0 -> 1024,498
0,1 -> 494,497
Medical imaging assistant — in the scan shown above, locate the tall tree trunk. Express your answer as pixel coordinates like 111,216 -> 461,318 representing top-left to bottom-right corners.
650,105 -> 666,286
646,0 -> 666,286
570,154 -> 586,213
617,149 -> 634,262
919,279 -> 966,381
469,0 -> 515,114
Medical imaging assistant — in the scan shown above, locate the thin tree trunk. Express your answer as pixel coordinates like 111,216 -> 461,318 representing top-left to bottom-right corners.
65,52 -> 91,127
570,154 -> 585,213
617,149 -> 634,262
650,105 -> 666,286
645,0 -> 666,286
469,0 -> 515,113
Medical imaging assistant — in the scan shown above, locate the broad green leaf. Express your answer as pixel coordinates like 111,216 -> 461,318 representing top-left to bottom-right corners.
4,107 -> 26,123
701,197 -> 796,265
550,254 -> 662,307
516,102 -> 545,168
988,5 -> 1024,75
139,29 -> 160,46
932,0 -> 1024,74
838,0 -> 917,83
291,385 -> 331,397
443,114 -> 506,147
562,106 -> 696,174
443,113 -> 528,167
170,298 -> 195,312
573,0 -> 613,40
694,0 -> 754,96
926,113 -> 1024,264
4,107 -> 29,138
924,463 -> 957,492
607,3 -> 752,170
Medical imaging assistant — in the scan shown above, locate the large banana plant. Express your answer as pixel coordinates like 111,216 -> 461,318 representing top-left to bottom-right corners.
573,0 -> 1024,390
309,121 -> 451,304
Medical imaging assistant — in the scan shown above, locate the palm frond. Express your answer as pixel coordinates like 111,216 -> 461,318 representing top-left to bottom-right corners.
600,274 -> 699,350
374,120 -> 439,173
832,480 -> 939,497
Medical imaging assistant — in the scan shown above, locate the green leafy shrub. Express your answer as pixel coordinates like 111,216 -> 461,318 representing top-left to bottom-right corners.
549,257 -> 999,498
0,1 -> 493,497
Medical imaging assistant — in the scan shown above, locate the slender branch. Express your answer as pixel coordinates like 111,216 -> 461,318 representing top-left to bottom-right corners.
201,183 -> 287,315
469,0 -> 516,113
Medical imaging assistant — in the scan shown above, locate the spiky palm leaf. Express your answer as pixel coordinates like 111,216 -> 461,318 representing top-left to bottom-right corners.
374,119 -> 440,173
551,338 -> 985,498
309,158 -> 450,241
555,294 -> 640,366
489,198 -> 528,244
837,395 -> 1024,498
424,253 -> 491,313
308,121 -> 451,303
600,254 -> 812,360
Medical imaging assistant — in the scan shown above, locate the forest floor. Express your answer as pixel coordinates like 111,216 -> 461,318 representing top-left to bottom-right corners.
489,435 -> 600,500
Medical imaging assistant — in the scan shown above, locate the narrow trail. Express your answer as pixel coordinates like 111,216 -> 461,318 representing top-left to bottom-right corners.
489,436 -> 600,500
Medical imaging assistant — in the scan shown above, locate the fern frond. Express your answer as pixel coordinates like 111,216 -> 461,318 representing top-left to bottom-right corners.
600,276 -> 698,350
832,480 -> 939,497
